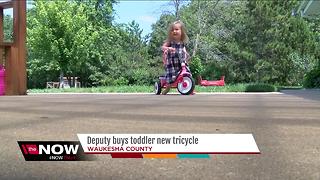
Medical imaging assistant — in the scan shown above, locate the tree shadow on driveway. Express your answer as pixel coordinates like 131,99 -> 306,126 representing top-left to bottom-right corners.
280,89 -> 320,101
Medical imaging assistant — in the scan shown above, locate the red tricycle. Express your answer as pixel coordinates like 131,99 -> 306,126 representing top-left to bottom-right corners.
154,62 -> 195,95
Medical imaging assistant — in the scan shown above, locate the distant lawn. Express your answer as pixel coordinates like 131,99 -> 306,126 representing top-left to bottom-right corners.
29,85 -> 153,93
29,83 -> 283,93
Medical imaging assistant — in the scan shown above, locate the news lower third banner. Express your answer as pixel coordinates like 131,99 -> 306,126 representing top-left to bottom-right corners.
18,134 -> 260,160
77,134 -> 260,158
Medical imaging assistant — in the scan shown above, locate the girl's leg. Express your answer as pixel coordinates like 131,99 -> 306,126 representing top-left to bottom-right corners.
161,84 -> 171,95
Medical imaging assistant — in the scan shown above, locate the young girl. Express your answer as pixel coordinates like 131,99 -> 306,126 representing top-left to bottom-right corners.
161,20 -> 190,95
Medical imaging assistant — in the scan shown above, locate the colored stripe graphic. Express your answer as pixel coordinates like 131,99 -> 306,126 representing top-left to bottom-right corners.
21,145 -> 28,155
177,154 -> 210,158
143,154 -> 177,158
111,153 -> 143,158
110,154 -> 210,159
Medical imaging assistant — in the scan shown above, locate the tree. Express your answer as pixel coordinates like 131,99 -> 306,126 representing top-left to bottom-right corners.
148,14 -> 176,58
27,0 -> 117,88
3,15 -> 13,42
180,0 -> 245,81
187,0 -> 220,57
241,0 -> 318,85
75,0 -> 116,26
160,0 -> 190,20
27,0 -> 319,88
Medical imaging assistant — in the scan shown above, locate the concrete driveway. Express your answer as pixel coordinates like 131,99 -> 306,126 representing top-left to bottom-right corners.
0,90 -> 319,179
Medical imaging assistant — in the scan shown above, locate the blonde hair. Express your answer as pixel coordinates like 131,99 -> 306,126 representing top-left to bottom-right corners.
166,20 -> 189,44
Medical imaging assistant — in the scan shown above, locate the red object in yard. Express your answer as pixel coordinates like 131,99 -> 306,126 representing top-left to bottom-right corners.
0,65 -> 5,95
200,76 -> 225,86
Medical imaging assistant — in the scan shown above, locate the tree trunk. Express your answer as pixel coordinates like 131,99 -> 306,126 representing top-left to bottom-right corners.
192,33 -> 200,57
173,0 -> 180,19
192,0 -> 220,57
192,0 -> 202,57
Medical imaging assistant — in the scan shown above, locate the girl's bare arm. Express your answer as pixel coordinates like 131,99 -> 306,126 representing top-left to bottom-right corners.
183,47 -> 190,62
162,42 -> 175,52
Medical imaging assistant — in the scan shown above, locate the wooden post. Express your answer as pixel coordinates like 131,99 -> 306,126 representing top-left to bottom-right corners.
5,0 -> 26,95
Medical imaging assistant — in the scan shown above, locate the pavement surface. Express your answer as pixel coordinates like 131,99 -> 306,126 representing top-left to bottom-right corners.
0,90 -> 319,179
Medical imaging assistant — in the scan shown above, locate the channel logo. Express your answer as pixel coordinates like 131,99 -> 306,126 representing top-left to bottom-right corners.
17,141 -> 93,161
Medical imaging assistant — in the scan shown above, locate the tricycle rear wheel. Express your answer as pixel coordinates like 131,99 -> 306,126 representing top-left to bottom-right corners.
154,81 -> 161,95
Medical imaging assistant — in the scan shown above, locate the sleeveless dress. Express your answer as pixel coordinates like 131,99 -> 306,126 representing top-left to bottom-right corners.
164,41 -> 188,84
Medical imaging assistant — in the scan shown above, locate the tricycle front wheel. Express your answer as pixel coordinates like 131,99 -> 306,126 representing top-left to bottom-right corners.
177,76 -> 195,95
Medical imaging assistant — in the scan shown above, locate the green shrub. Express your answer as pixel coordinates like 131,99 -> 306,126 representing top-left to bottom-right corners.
303,67 -> 320,88
101,76 -> 129,86
189,56 -> 203,77
202,62 -> 225,80
245,83 -> 277,92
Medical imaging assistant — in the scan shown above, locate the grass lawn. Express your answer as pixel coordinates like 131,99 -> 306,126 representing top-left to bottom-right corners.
28,83 -> 296,93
